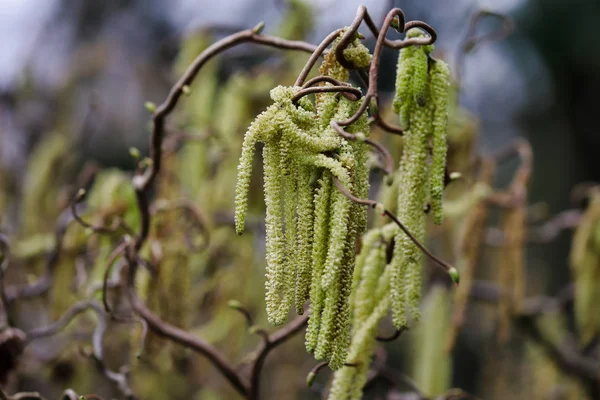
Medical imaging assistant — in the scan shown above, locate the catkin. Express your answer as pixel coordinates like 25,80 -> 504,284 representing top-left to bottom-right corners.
389,29 -> 451,329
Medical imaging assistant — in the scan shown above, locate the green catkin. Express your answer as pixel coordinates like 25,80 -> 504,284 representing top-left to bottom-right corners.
413,285 -> 452,397
352,235 -> 387,324
234,109 -> 274,234
388,28 -> 451,329
429,60 -> 451,225
346,108 -> 370,234
348,230 -> 380,311
411,46 -> 430,107
280,138 -> 298,320
391,93 -> 432,328
294,165 -> 315,314
313,188 -> 350,359
329,267 -> 392,400
306,173 -> 332,353
393,45 -> 416,130
263,141 -> 287,325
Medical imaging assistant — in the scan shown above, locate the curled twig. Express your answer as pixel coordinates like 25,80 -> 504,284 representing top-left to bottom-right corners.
300,76 -> 351,89
291,85 -> 362,105
101,241 -> 128,313
456,10 -> 515,86
337,9 -> 436,128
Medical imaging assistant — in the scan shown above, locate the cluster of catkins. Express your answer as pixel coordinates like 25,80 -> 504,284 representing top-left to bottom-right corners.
329,29 -> 451,400
234,35 -> 372,369
389,28 -> 450,327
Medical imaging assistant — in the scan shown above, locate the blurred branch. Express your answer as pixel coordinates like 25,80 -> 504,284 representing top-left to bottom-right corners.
469,281 -> 600,397
4,209 -> 72,305
455,9 -> 515,86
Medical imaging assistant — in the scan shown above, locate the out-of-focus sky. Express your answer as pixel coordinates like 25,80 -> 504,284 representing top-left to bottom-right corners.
0,0 -> 546,150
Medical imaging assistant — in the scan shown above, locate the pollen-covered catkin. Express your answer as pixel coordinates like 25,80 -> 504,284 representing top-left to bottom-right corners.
234,29 -> 372,365
262,141 -> 288,325
429,60 -> 451,225
305,172 -> 332,353
388,28 -> 451,329
294,165 -> 316,314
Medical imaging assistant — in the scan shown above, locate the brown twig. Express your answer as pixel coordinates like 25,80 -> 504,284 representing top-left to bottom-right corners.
294,28 -> 345,87
331,120 -> 394,175
336,9 -> 436,128
101,241 -> 128,313
71,192 -> 134,237
332,177 -> 456,279
455,10 -> 515,86
126,272 -> 249,397
247,314 -> 309,400
376,327 -> 406,342
300,76 -> 350,89
469,281 -> 599,397
291,85 -> 362,104
132,24 -> 328,252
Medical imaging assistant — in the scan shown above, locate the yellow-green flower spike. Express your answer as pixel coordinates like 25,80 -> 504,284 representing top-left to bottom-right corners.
280,139 -> 298,318
329,269 -> 392,400
349,230 -> 380,311
429,59 -> 451,225
263,142 -> 287,325
391,79 -> 433,329
306,173 -> 332,353
352,236 -> 386,325
411,46 -> 430,107
294,165 -> 315,314
234,107 -> 277,234
393,29 -> 434,128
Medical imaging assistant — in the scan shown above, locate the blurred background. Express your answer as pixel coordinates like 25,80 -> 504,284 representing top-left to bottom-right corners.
0,0 -> 599,399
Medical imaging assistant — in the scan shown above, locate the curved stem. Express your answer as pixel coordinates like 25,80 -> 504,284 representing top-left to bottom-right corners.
332,177 -> 455,275
291,85 -> 362,105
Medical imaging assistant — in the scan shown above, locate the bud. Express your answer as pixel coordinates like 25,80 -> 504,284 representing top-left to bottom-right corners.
253,21 -> 265,34
129,147 -> 141,160
144,101 -> 157,113
449,172 -> 462,181
449,267 -> 460,284
76,188 -> 86,202
306,371 -> 317,387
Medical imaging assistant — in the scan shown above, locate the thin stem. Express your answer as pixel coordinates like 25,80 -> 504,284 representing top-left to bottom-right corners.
376,327 -> 406,342
26,300 -> 104,342
133,25 -> 326,251
291,85 -> 362,105
294,28 -> 344,87
455,10 -> 514,86
71,193 -> 134,237
301,76 -> 350,89
331,120 -> 394,175
248,314 -> 308,400
332,177 -> 455,276
125,263 -> 249,397
102,241 -> 128,313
